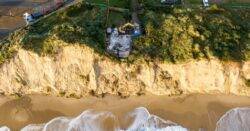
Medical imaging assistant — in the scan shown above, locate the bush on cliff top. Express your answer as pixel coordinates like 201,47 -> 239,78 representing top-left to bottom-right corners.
132,6 -> 250,62
0,2 -> 249,64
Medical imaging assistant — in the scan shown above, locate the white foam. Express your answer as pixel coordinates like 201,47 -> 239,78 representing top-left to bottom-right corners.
22,110 -> 119,131
4,107 -> 250,131
124,107 -> 187,131
21,107 -> 187,131
0,126 -> 10,131
216,107 -> 250,131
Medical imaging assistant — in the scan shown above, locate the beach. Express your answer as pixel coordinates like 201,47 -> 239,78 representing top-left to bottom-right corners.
0,94 -> 250,131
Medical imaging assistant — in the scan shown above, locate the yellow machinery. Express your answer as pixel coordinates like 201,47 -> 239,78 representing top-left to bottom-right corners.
118,23 -> 135,34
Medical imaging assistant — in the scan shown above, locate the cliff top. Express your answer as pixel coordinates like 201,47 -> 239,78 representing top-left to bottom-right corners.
0,0 -> 249,65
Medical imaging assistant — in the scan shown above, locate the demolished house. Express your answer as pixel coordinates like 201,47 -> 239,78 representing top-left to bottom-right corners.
107,28 -> 132,58
106,0 -> 142,58
106,23 -> 141,58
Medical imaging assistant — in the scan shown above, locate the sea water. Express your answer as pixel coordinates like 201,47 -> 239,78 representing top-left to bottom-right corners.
20,107 -> 187,131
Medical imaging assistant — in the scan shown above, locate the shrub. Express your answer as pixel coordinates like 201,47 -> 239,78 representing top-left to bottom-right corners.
133,7 -> 250,62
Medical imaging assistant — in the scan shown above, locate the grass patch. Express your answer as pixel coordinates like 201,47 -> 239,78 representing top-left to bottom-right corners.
246,79 -> 250,87
107,12 -> 127,26
87,0 -> 130,8
187,0 -> 203,4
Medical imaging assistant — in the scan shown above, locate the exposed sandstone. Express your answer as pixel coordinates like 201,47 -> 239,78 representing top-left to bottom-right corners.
0,45 -> 249,97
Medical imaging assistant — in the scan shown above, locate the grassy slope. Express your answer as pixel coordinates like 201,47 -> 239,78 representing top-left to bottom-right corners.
0,1 -> 249,65
132,3 -> 250,62
0,1 -> 108,62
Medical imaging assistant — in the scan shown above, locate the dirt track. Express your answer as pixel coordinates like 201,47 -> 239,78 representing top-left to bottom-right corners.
0,0 -> 51,39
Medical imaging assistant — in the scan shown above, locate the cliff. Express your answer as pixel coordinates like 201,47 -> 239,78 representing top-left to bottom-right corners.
0,1 -> 249,98
0,45 -> 249,98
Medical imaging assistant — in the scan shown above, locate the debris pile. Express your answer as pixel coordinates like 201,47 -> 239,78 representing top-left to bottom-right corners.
106,22 -> 141,58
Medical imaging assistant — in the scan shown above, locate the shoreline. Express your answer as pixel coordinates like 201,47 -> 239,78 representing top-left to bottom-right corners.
0,93 -> 250,130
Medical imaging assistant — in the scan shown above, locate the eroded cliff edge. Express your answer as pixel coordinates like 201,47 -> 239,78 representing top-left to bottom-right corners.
0,45 -> 249,98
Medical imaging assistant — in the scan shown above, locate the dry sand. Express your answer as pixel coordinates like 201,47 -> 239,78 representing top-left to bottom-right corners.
0,94 -> 250,131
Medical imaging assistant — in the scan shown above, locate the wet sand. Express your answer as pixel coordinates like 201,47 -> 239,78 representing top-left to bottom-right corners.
0,94 -> 250,131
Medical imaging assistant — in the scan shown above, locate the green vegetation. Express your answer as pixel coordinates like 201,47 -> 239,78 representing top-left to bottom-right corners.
131,4 -> 250,62
87,0 -> 130,8
246,79 -> 250,87
0,1 -> 249,64
0,39 -> 16,64
215,0 -> 250,8
21,2 -> 107,55
86,0 -> 130,27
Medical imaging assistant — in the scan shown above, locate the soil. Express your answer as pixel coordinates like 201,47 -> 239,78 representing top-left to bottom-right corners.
0,94 -> 250,131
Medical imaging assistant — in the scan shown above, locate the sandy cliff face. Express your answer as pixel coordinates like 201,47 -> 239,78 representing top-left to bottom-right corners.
0,45 -> 249,97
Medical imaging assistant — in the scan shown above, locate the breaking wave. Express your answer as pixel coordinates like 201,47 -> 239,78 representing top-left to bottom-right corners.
2,107 -> 250,131
216,107 -> 250,131
21,107 -> 187,131
0,126 -> 10,131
